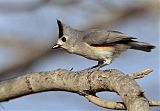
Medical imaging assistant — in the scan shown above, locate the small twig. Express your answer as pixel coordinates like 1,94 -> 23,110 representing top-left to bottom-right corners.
85,95 -> 126,110
70,67 -> 73,71
85,94 -> 159,110
149,101 -> 160,106
129,68 -> 153,79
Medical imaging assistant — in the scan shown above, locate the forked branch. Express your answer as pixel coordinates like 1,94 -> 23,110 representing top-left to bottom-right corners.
0,69 -> 159,111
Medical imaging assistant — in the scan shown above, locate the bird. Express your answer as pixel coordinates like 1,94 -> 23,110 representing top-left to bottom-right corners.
52,20 -> 155,69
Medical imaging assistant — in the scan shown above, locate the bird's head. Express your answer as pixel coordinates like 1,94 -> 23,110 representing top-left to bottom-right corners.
52,20 -> 81,53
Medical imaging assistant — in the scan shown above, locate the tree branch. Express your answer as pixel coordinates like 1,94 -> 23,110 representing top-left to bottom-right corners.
129,68 -> 153,79
0,69 -> 159,111
85,93 -> 160,110
85,95 -> 126,110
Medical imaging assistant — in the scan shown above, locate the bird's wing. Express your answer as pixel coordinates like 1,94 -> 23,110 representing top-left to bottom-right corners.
83,30 -> 136,46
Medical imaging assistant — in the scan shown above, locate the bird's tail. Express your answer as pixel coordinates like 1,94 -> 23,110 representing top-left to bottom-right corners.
128,41 -> 155,52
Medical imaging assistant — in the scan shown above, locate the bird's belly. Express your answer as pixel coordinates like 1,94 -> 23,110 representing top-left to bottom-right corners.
77,45 -> 115,61
90,46 -> 114,59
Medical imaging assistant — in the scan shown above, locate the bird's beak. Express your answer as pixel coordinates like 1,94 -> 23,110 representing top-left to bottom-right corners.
52,44 -> 61,49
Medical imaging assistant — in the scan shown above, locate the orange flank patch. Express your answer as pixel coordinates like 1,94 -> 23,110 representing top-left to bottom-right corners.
84,43 -> 115,54
91,46 -> 115,52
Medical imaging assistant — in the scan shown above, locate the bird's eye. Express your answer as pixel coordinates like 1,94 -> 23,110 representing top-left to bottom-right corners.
61,37 -> 66,42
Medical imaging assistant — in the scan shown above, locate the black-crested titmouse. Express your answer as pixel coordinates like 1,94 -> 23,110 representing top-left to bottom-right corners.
52,20 -> 155,69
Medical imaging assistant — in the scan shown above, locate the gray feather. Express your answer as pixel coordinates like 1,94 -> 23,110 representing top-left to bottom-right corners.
128,41 -> 155,52
83,30 -> 136,46
82,30 -> 155,52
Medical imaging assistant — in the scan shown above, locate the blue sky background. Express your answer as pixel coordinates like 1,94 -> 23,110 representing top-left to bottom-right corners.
0,0 -> 159,111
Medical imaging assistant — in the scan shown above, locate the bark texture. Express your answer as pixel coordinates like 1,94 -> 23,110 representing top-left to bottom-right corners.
0,69 -> 159,111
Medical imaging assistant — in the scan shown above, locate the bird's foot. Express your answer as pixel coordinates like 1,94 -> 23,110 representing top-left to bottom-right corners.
88,67 -> 100,73
88,66 -> 100,71
80,65 -> 100,73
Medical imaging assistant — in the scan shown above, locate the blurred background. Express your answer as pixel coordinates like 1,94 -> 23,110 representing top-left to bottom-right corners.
0,0 -> 159,111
